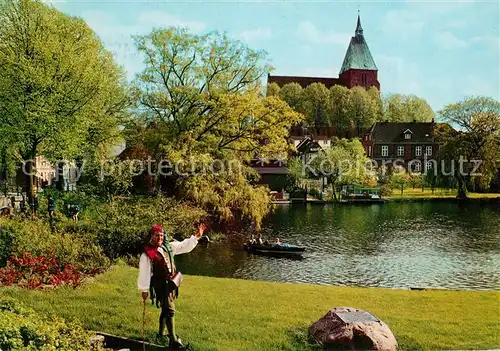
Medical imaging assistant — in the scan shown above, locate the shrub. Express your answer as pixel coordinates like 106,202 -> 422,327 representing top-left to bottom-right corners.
88,196 -> 205,259
0,251 -> 97,289
308,187 -> 323,200
380,184 -> 393,197
0,218 -> 109,273
0,298 -> 102,350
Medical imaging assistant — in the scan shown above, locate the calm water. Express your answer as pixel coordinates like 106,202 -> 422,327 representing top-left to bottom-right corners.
176,201 -> 500,290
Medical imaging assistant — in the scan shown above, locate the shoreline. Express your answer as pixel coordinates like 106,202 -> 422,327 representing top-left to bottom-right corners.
272,196 -> 500,205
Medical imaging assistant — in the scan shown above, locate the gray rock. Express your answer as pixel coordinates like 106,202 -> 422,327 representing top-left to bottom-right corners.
309,307 -> 398,350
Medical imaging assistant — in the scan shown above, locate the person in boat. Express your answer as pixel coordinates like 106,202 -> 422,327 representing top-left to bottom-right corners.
248,234 -> 256,245
138,223 -> 207,349
275,238 -> 281,245
257,234 -> 264,245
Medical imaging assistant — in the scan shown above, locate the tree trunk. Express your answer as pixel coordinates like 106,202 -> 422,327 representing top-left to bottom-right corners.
332,183 -> 338,202
25,161 -> 36,208
457,176 -> 468,199
56,161 -> 65,191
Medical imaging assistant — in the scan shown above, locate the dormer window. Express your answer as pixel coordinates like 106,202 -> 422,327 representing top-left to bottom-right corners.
403,129 -> 412,140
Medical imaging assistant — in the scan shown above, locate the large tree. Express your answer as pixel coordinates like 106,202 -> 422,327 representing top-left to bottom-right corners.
131,27 -> 302,228
0,0 -> 130,200
299,83 -> 330,127
308,138 -> 372,201
278,83 -> 303,113
383,94 -> 435,122
437,96 -> 500,198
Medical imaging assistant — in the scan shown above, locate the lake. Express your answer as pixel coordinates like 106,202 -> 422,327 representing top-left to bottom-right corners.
176,201 -> 500,290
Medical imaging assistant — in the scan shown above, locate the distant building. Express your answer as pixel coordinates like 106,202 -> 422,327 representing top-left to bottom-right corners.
267,15 -> 380,91
362,121 -> 442,172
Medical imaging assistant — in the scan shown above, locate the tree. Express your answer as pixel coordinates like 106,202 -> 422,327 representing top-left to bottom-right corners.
390,166 -> 410,196
329,85 -> 351,134
132,27 -> 302,228
309,138 -> 371,201
347,87 -> 378,136
437,96 -> 500,198
278,83 -> 303,112
299,83 -> 330,127
266,82 -> 280,97
383,94 -> 435,122
0,0 -> 130,202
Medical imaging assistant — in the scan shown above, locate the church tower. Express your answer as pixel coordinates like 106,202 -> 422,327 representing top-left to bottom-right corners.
338,15 -> 380,90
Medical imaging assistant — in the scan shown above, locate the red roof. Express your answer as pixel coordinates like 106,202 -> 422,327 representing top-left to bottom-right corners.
268,74 -> 341,89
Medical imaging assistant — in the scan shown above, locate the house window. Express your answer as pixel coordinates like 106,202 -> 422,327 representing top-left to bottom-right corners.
415,146 -> 422,157
381,145 -> 388,157
405,133 -> 411,140
426,146 -> 433,156
397,146 -> 404,157
368,146 -> 372,157
414,162 -> 422,173
426,161 -> 433,171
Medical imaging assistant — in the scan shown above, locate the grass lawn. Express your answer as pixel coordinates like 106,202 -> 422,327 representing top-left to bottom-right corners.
388,188 -> 500,200
1,263 -> 499,350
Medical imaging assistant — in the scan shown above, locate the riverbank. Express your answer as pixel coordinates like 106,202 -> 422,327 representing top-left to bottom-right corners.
271,190 -> 500,204
1,263 -> 498,350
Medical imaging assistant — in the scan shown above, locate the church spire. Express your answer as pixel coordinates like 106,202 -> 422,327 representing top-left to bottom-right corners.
355,12 -> 363,36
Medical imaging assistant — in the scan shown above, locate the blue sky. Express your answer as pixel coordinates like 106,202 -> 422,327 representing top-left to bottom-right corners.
46,0 -> 499,112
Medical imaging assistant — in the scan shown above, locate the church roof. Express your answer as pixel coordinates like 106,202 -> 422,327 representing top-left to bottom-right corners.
339,15 -> 378,75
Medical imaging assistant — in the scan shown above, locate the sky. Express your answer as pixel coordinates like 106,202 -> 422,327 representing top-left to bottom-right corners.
45,0 -> 499,112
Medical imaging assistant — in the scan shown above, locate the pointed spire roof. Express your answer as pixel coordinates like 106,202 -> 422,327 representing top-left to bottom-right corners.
356,14 -> 363,36
339,14 -> 377,75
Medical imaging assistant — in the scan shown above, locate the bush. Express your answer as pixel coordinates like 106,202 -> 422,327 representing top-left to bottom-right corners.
87,196 -> 206,259
308,187 -> 323,200
0,252 -> 89,289
380,184 -> 393,197
0,218 -> 109,273
0,298 -> 102,350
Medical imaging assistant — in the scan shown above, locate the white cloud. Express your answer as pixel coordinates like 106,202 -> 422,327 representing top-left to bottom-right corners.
297,21 -> 351,45
381,10 -> 425,38
240,28 -> 272,42
434,31 -> 468,50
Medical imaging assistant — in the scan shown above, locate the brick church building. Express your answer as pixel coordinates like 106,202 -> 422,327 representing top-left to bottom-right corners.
267,15 -> 380,91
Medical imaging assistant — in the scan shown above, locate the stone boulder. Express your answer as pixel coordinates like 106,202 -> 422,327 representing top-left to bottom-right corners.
309,307 -> 398,350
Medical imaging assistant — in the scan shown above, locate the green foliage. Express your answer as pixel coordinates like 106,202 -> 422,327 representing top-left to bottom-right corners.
0,0 -> 130,200
0,218 -> 109,272
300,83 -> 330,126
379,184 -> 393,197
86,196 -> 206,258
437,96 -> 500,197
0,298 -> 101,350
277,83 -> 382,135
382,93 -> 435,122
77,159 -> 137,199
309,138 -> 372,201
279,83 -> 303,111
129,27 -> 302,229
308,187 -> 323,200
390,166 -> 410,195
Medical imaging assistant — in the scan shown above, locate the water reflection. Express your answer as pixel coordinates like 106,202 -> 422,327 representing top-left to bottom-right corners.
176,202 -> 500,290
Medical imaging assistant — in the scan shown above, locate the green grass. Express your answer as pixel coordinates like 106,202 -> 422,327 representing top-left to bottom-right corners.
388,188 -> 500,200
1,264 -> 499,350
